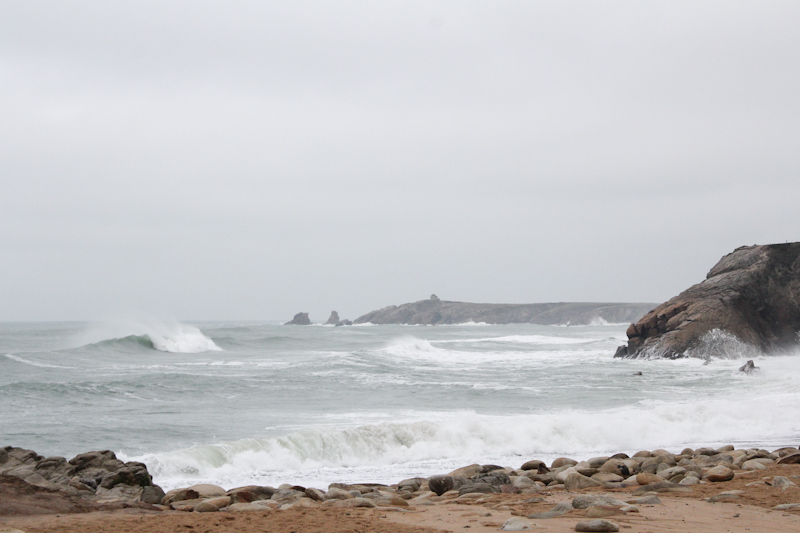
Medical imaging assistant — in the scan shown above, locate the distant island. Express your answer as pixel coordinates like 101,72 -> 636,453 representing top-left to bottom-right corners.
351,295 -> 656,326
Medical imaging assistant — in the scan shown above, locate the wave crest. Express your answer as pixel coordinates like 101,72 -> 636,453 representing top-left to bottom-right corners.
77,321 -> 222,353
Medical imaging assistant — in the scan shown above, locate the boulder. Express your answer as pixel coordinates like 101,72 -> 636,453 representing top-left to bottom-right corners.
305,488 -> 326,501
284,312 -> 311,325
586,506 -> 623,518
564,473 -> 603,490
194,496 -> 231,512
774,503 -> 800,510
741,460 -> 768,471
552,458 -> 578,469
447,464 -> 483,478
325,487 -> 354,500
520,460 -> 549,473
575,519 -> 620,532
457,483 -> 499,496
636,472 -> 662,485
704,466 -> 734,482
428,476 -> 459,496
227,485 -> 275,503
471,471 -> 511,487
171,498 -> 205,511
329,497 -> 376,508
598,459 -> 629,477
633,482 -> 692,494
615,243 -> 800,358
572,495 -> 628,509
163,488 -> 200,505
772,476 -> 797,490
397,477 -> 426,492
500,517 -> 537,530
777,453 -> 800,465
590,473 -> 623,483
187,484 -> 226,498
657,466 -> 687,480
528,501 -> 573,519
140,485 -> 166,504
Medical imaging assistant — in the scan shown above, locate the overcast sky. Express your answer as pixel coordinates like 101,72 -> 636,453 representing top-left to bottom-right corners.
2,1 -> 799,322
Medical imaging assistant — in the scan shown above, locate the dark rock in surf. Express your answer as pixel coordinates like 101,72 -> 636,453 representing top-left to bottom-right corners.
335,319 -> 353,327
325,311 -> 340,325
739,360 -> 759,374
285,312 -> 312,325
615,243 -> 800,359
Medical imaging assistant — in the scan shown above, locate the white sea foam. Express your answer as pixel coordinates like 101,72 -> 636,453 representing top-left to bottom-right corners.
122,356 -> 800,490
438,334 -> 594,345
77,320 -> 222,353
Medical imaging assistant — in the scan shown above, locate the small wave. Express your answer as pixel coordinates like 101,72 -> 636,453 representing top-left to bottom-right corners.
76,321 -> 222,354
3,353 -> 72,369
438,335 -> 592,345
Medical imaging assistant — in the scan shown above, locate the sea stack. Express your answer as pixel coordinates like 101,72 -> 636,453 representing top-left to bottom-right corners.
325,311 -> 340,325
615,242 -> 800,359
284,312 -> 312,325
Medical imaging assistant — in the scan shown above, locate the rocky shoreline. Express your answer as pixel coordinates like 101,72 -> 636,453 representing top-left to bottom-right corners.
3,444 -> 800,532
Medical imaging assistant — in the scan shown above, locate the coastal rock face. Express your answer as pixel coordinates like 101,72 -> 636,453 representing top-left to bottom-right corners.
285,312 -> 311,325
0,447 -> 162,513
615,243 -> 800,359
354,295 -> 655,326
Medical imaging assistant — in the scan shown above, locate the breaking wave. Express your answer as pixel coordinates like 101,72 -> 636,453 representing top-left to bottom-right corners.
686,329 -> 762,360
76,321 -> 222,353
123,375 -> 800,491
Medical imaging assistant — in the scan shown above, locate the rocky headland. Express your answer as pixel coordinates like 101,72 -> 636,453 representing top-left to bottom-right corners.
353,294 -> 655,326
4,444 -> 800,533
615,243 -> 800,359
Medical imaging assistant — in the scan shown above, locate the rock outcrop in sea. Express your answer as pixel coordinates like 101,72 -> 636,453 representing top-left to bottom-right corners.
354,295 -> 655,326
615,243 -> 800,359
324,311 -> 353,327
284,312 -> 312,325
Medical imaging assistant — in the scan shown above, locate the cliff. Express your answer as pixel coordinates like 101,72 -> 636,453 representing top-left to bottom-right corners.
615,243 -> 800,359
353,294 -> 655,326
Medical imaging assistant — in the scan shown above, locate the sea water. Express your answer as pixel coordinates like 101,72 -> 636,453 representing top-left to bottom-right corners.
1,320 -> 799,491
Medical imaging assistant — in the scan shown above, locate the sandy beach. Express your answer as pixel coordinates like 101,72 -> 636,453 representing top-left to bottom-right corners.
3,462 -> 799,533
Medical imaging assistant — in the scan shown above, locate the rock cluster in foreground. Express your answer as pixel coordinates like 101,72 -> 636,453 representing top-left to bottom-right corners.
616,242 -> 800,359
0,447 -> 164,514
4,443 -> 799,524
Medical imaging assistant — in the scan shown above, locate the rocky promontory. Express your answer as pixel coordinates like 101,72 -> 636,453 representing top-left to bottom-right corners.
615,243 -> 800,359
285,312 -> 312,325
354,295 -> 655,326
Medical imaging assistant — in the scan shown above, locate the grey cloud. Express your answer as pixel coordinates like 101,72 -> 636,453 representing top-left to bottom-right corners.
1,1 -> 799,321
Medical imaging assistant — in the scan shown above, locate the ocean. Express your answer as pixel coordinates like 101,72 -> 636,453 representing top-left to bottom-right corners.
1,320 -> 798,491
